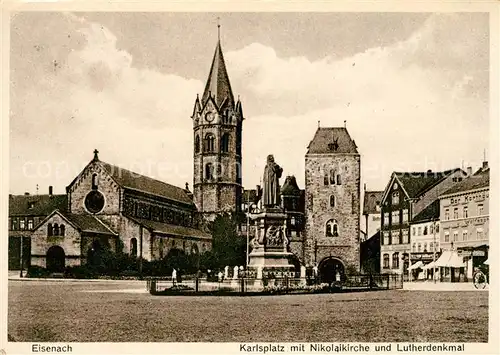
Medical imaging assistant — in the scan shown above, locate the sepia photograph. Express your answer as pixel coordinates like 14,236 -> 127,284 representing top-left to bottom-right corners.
2,3 -> 497,353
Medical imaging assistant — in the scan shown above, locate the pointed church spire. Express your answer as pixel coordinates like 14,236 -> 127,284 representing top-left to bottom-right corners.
202,37 -> 235,109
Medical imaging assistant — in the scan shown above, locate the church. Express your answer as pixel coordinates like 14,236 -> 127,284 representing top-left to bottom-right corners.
11,34 -> 361,279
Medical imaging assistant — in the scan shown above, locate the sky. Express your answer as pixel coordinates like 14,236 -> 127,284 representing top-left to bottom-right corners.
9,12 -> 490,195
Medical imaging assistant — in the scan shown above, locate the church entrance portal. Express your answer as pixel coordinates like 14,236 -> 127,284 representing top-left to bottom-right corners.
46,245 -> 65,273
318,257 -> 345,284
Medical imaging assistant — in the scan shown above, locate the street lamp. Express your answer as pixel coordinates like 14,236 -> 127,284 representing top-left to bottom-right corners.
20,235 -> 24,278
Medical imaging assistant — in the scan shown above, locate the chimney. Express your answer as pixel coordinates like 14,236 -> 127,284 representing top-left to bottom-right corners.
482,161 -> 488,170
24,192 -> 29,196
467,167 -> 472,176
49,186 -> 53,196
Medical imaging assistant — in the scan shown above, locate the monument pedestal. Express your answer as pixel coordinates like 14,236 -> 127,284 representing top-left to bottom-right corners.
248,207 -> 295,279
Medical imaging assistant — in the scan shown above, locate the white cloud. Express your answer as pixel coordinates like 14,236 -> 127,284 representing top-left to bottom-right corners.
10,13 -> 488,196
10,14 -> 201,194
227,13 -> 488,190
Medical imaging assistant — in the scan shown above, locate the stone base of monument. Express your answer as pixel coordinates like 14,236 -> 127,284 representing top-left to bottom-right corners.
247,207 -> 296,290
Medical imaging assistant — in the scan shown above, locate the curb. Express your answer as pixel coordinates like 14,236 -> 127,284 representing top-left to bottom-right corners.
8,277 -> 147,283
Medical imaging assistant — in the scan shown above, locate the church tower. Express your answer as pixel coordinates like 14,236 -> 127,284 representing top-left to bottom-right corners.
192,37 -> 243,221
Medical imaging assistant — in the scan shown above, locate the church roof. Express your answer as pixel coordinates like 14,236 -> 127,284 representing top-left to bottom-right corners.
363,191 -> 383,215
128,217 -> 211,239
201,40 -> 234,109
99,162 -> 194,206
306,127 -> 359,155
9,194 -> 67,216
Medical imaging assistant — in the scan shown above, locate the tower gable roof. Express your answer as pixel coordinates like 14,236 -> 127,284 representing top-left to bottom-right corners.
306,127 -> 358,155
202,41 -> 234,109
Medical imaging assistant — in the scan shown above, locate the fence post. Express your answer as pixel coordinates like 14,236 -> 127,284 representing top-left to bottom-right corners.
195,276 -> 199,293
241,277 -> 244,293
149,280 -> 157,295
386,275 -> 389,290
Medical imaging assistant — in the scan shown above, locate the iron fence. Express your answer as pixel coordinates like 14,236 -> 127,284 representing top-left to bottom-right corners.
146,273 -> 403,295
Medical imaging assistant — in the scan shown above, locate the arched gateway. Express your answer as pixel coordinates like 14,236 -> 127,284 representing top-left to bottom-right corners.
46,245 -> 65,273
318,257 -> 345,284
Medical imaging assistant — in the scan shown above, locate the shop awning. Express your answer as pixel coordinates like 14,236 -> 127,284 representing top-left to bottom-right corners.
422,261 -> 438,270
434,250 -> 465,268
408,261 -> 424,270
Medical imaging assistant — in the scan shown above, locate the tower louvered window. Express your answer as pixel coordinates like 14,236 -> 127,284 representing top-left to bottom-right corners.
204,134 -> 215,152
221,133 -> 230,153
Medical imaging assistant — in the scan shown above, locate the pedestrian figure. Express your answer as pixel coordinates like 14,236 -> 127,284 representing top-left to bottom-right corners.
313,265 -> 318,284
172,268 -> 177,286
218,270 -> 223,282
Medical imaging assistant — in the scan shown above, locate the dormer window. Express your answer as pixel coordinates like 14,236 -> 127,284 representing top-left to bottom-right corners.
328,137 -> 339,151
28,202 -> 35,209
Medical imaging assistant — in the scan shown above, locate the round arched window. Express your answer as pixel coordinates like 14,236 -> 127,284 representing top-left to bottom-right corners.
85,190 -> 105,213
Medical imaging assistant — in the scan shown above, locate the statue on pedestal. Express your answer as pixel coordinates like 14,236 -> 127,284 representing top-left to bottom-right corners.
262,155 -> 283,208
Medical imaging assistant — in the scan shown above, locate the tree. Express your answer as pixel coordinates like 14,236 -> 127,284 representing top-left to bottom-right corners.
209,213 -> 246,269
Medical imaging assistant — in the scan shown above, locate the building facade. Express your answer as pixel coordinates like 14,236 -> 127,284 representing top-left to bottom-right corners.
409,200 -> 440,279
359,189 -> 383,273
380,169 -> 465,275
304,127 -> 361,282
8,189 -> 67,270
29,151 -> 211,272
439,164 -> 489,280
192,39 -> 243,221
362,189 -> 383,242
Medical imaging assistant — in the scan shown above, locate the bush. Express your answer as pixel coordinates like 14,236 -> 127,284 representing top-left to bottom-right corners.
64,265 -> 96,279
27,265 -> 49,278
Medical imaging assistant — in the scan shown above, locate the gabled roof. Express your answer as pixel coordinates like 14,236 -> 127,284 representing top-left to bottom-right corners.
9,194 -> 67,216
363,191 -> 383,215
441,169 -> 489,197
33,210 -> 117,236
281,176 -> 301,196
201,40 -> 234,109
67,155 -> 194,206
63,213 -> 118,235
411,199 -> 440,223
306,127 -> 358,155
128,217 -> 211,240
394,169 -> 463,199
99,162 -> 194,206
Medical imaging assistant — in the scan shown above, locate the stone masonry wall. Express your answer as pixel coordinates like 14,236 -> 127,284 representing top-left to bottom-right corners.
304,154 -> 361,272
69,162 -> 121,215
31,212 -> 82,265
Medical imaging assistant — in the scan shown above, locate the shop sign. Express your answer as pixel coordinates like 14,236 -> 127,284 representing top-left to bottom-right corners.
472,250 -> 485,257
